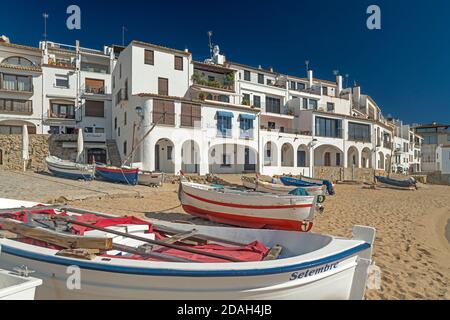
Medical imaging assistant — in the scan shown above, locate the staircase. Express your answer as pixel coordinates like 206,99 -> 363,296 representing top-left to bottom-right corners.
106,139 -> 122,167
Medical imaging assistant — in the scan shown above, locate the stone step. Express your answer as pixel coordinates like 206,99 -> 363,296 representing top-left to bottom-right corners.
105,140 -> 122,167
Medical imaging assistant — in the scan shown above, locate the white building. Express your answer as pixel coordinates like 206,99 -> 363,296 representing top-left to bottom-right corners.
436,145 -> 450,175
391,120 -> 422,174
1,35 -> 425,177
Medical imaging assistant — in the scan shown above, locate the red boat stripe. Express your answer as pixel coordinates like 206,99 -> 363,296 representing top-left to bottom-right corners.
96,167 -> 139,174
183,191 -> 312,209
182,204 -> 313,232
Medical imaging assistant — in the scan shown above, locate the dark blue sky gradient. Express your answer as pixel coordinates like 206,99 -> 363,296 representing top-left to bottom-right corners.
1,0 -> 449,124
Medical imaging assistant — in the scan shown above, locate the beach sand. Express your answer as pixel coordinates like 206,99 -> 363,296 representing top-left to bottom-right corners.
66,177 -> 450,300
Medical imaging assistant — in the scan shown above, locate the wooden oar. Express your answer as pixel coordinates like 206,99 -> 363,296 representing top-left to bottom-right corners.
51,216 -> 243,263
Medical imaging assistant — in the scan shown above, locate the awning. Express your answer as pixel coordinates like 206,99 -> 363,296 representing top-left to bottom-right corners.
239,114 -> 256,120
216,111 -> 234,118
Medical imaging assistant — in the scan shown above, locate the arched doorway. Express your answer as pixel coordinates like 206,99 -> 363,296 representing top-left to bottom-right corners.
281,143 -> 294,167
297,144 -> 309,167
208,143 -> 257,173
378,152 -> 384,170
263,141 -> 278,166
347,146 -> 359,168
155,138 -> 175,173
361,147 -> 372,168
181,140 -> 200,173
314,145 -> 344,167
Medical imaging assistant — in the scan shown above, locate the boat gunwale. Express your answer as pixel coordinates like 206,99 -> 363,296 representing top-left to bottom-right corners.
0,240 -> 370,277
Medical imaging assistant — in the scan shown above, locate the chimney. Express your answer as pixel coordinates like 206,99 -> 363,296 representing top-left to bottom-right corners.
352,84 -> 361,106
268,66 -> 273,73
336,75 -> 343,97
307,69 -> 313,87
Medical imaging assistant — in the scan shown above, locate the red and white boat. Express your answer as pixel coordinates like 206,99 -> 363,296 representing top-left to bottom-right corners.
179,178 -> 317,231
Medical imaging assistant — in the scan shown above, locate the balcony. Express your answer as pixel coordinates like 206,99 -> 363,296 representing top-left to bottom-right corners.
260,125 -> 312,136
193,77 -> 234,92
296,85 -> 322,96
85,85 -> 107,95
46,58 -> 76,69
0,99 -> 32,115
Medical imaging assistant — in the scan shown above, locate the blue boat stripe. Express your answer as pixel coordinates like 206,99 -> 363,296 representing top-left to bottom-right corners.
1,243 -> 370,277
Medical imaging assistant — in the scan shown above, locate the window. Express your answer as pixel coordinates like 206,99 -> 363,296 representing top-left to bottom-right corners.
221,154 -> 231,167
268,122 -> 276,130
181,103 -> 201,127
0,98 -> 32,114
217,113 -> 233,137
145,50 -> 154,65
49,126 -> 60,134
0,125 -> 23,134
174,56 -> 183,70
239,115 -> 254,139
1,73 -> 32,92
123,141 -> 127,155
118,127 -> 120,137
55,74 -> 69,88
324,152 -> 331,166
84,127 -> 94,133
290,81 -> 296,90
50,102 -> 75,119
244,70 -> 251,81
265,96 -> 281,114
242,93 -> 250,105
327,102 -> 335,112
297,82 -> 305,90
167,146 -> 173,160
208,76 -> 215,82
158,78 -> 169,96
85,100 -> 104,117
253,95 -> 261,108
258,73 -> 264,84
95,127 -> 105,133
322,87 -> 328,96
303,98 -> 308,109
119,64 -> 122,78
315,116 -> 342,138
266,79 -> 273,85
336,153 -> 341,166
112,76 -> 115,90
348,122 -> 370,142
218,95 -> 230,103
80,62 -> 109,74
124,111 -> 127,125
114,117 -> 117,129
153,99 -> 175,125
297,150 -> 306,167
308,99 -> 318,109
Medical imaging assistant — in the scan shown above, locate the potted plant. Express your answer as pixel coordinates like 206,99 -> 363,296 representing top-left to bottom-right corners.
198,92 -> 206,101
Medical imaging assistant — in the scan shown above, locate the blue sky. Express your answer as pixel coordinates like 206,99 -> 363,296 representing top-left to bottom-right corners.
1,0 -> 449,124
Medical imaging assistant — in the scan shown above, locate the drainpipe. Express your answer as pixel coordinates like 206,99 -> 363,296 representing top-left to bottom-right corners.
257,111 -> 261,174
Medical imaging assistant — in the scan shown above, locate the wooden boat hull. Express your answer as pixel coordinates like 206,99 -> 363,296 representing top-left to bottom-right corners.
45,156 -> 94,180
0,199 -> 376,300
180,181 -> 316,231
138,172 -> 164,186
242,177 -> 326,196
95,166 -> 139,185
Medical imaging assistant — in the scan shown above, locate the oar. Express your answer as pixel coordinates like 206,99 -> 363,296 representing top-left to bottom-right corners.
51,215 -> 243,263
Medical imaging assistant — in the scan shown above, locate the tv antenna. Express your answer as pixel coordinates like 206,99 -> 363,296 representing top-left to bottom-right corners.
122,26 -> 128,46
305,60 -> 310,73
333,70 -> 339,76
207,31 -> 213,59
42,13 -> 49,41
345,74 -> 349,88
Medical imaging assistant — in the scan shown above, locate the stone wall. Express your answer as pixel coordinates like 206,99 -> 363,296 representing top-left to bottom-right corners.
313,166 -> 390,183
0,134 -> 77,172
426,171 -> 450,185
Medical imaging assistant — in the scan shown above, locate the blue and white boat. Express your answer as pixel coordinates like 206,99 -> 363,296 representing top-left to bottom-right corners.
95,164 -> 139,185
0,198 -> 376,300
45,156 -> 95,180
280,176 -> 335,195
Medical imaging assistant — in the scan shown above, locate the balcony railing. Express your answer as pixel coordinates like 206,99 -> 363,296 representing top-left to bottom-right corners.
48,110 -> 76,120
260,126 -> 312,136
85,85 -> 106,95
193,78 -> 234,91
0,99 -> 33,115
47,59 -> 76,69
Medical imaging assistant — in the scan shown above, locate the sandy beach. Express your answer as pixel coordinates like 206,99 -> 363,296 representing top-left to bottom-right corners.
0,171 -> 449,299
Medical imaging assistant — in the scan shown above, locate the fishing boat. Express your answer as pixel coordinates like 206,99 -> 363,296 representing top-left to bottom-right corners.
375,176 -> 416,190
95,164 -> 139,185
0,266 -> 42,300
241,176 -> 326,196
0,198 -> 376,300
280,176 -> 335,195
45,156 -> 95,180
179,178 -> 317,231
138,171 -> 164,187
